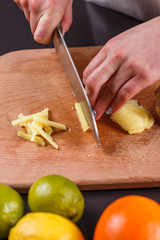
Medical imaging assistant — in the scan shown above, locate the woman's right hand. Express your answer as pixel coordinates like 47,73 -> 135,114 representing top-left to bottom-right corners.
14,0 -> 73,44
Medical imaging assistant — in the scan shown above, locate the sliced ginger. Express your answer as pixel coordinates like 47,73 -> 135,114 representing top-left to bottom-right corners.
111,100 -> 154,134
12,108 -> 67,149
75,102 -> 90,132
18,131 -> 45,147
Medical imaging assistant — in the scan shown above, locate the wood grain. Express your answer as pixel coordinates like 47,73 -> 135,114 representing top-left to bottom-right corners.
0,47 -> 160,193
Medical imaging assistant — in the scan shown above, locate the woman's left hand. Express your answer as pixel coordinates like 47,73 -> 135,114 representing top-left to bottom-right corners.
83,17 -> 160,120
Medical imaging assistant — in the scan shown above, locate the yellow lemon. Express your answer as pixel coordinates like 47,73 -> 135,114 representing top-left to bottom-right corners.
28,175 -> 84,223
0,184 -> 26,239
9,212 -> 85,240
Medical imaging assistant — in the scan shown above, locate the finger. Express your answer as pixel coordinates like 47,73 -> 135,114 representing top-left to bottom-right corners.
84,55 -> 122,108
29,0 -> 63,42
33,10 -> 63,44
110,76 -> 149,113
27,0 -> 40,34
23,8 -> 30,22
94,76 -> 146,120
93,69 -> 135,120
61,0 -> 73,35
13,0 -> 23,10
20,0 -> 30,21
29,10 -> 42,35
83,48 -> 106,85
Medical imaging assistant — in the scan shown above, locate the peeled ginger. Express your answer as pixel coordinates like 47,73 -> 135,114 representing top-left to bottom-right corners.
111,100 -> 154,134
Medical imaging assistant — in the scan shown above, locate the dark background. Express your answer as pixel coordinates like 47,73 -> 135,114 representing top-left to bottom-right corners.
0,1 -> 160,240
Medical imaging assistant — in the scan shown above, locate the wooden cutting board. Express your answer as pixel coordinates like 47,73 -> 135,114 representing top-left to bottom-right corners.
0,47 -> 160,193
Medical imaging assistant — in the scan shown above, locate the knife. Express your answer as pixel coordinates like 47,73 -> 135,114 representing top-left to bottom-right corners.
53,25 -> 100,147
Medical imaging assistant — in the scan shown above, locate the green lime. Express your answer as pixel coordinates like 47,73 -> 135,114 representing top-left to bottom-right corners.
28,175 -> 84,223
0,184 -> 26,239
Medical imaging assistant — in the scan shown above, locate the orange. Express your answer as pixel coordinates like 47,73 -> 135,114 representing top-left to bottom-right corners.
93,195 -> 160,240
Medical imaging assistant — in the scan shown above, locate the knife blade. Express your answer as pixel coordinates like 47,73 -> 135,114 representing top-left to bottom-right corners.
53,25 -> 100,147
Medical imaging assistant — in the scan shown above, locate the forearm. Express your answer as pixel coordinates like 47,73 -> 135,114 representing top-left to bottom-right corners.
85,0 -> 160,21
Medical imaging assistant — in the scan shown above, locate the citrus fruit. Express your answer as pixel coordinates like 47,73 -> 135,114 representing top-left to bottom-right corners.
28,175 -> 84,223
93,195 -> 160,240
0,184 -> 26,239
8,212 -> 85,240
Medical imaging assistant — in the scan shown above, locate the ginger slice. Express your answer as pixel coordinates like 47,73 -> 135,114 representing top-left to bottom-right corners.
75,103 -> 90,132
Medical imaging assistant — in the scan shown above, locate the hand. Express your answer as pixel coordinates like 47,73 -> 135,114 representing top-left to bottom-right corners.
14,0 -> 73,44
83,17 -> 160,120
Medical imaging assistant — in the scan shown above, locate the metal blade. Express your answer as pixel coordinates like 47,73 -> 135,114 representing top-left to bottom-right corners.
53,26 -> 100,147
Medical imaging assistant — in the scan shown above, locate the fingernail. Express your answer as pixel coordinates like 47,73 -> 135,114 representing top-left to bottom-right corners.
93,110 -> 97,117
62,29 -> 65,37
106,107 -> 113,115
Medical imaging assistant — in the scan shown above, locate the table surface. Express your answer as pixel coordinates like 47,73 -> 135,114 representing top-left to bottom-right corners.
1,1 -> 160,240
